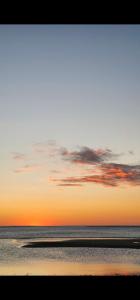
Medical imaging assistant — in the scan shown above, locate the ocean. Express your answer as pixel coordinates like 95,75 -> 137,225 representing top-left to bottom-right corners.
0,226 -> 140,275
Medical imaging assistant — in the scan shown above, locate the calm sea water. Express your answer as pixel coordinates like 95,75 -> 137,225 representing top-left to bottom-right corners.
0,226 -> 140,275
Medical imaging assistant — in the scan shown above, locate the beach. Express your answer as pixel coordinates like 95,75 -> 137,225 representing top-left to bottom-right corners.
1,226 -> 140,275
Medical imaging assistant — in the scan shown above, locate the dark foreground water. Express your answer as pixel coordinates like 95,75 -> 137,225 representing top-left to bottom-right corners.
0,226 -> 140,275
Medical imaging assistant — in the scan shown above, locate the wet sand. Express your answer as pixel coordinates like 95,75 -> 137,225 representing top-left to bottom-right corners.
22,238 -> 140,249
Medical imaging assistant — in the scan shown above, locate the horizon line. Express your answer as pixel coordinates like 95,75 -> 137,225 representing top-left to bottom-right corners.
0,225 -> 140,227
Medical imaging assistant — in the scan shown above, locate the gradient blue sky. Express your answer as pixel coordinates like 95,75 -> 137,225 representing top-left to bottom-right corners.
0,25 -> 140,152
0,25 -> 140,225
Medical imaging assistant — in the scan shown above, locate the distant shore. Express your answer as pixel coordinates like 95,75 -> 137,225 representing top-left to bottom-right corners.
22,238 -> 140,249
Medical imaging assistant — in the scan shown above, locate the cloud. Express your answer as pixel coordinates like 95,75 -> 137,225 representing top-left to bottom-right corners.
52,163 -> 140,187
32,140 -> 60,157
57,183 -> 83,187
12,152 -> 26,161
14,164 -> 41,174
128,150 -> 134,155
12,142 -> 138,188
100,163 -> 140,186
60,146 -> 121,165
50,170 -> 61,174
32,142 -> 49,153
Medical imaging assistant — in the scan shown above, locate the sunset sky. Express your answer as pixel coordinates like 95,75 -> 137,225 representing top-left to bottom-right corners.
0,25 -> 140,226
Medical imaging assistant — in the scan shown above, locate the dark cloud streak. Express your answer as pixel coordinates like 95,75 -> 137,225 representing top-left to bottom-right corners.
60,146 -> 121,165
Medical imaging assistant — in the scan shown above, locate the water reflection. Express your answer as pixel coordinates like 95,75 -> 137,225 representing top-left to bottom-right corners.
1,261 -> 140,275
1,238 -> 140,275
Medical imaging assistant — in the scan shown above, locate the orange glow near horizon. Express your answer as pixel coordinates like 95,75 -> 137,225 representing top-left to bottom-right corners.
1,185 -> 140,226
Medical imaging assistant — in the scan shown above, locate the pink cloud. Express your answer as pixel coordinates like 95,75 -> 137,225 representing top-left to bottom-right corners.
51,163 -> 140,187
14,164 -> 41,174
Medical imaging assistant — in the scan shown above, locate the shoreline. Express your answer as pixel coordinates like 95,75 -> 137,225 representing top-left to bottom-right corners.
22,238 -> 140,249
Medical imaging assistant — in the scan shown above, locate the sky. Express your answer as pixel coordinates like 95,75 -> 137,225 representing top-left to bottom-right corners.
0,25 -> 140,226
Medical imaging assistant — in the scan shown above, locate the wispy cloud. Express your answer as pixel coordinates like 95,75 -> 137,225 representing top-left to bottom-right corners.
32,142 -> 48,153
52,163 -> 140,187
60,146 -> 121,165
50,170 -> 61,174
14,164 -> 41,174
128,150 -> 134,155
12,142 -> 139,187
12,152 -> 26,161
57,183 -> 83,187
32,140 -> 58,157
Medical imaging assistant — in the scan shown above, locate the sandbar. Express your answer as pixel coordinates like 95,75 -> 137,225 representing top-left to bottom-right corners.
22,238 -> 140,249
